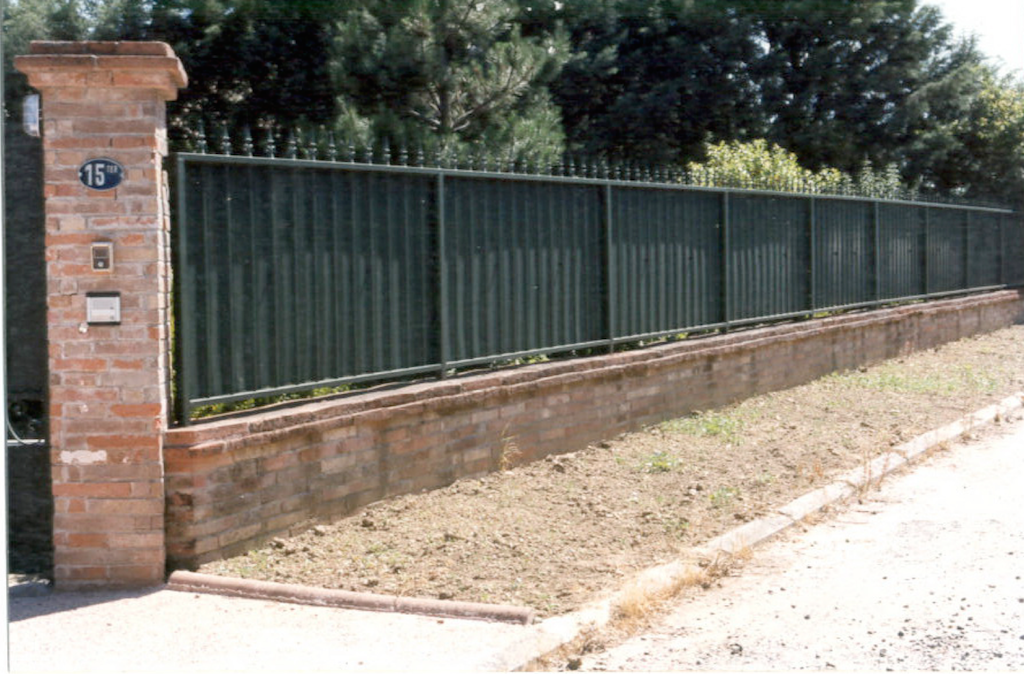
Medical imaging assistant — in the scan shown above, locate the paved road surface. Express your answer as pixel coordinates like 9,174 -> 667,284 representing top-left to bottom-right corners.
583,419 -> 1024,671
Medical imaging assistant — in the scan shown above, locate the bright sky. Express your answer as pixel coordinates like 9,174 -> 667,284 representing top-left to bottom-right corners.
925,0 -> 1024,77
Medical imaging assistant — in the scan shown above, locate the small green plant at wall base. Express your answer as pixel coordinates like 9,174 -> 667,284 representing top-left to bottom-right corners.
499,425 -> 522,471
235,550 -> 272,579
661,410 -> 744,442
190,384 -> 353,419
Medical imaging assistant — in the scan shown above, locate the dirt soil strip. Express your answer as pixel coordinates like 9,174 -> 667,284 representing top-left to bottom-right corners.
177,392 -> 1023,671
199,326 -> 1024,620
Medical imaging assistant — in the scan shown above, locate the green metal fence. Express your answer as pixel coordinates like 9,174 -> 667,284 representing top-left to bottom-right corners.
172,151 -> 1024,423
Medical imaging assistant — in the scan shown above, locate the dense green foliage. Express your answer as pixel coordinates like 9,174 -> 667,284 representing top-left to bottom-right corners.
3,0 -> 1023,203
685,139 -> 909,199
331,0 -> 568,160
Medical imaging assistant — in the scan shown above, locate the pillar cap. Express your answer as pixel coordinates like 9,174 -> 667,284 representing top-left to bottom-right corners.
15,41 -> 187,100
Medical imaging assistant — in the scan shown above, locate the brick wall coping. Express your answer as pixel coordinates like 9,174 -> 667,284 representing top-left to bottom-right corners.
15,41 -> 187,99
165,290 -> 1022,457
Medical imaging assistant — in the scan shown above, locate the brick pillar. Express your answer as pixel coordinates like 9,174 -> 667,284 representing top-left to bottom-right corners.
15,41 -> 186,589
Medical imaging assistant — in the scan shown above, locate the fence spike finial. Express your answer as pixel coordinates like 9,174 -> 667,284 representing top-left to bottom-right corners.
242,125 -> 254,157
399,143 -> 409,166
306,127 -> 318,160
218,124 -> 231,155
286,130 -> 297,159
382,138 -> 391,165
327,131 -> 338,161
195,119 -> 208,154
265,127 -> 276,158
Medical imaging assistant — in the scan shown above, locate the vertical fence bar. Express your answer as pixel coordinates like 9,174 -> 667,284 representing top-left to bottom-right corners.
270,166 -> 284,386
963,210 -> 971,289
249,164 -> 266,390
923,207 -> 931,296
808,196 -> 817,311
604,183 -> 616,350
872,200 -> 881,302
173,155 -> 192,424
721,191 -> 731,330
200,163 -> 221,396
436,173 -> 449,377
999,214 -> 1006,285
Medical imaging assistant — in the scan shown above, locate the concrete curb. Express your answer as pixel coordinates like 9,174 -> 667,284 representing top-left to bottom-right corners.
494,391 -> 1024,671
166,570 -> 535,625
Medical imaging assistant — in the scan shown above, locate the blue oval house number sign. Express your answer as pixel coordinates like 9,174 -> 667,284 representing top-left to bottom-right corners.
79,158 -> 125,191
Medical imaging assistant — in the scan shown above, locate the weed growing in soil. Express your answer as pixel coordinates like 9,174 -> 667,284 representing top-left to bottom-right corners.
661,410 -> 744,441
709,486 -> 740,509
637,451 -> 680,473
828,363 -> 1000,397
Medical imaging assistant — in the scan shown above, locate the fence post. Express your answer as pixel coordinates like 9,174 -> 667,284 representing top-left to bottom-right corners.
15,41 -> 186,588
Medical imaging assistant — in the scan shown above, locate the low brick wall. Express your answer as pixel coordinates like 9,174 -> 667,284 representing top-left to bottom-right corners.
163,290 -> 1024,569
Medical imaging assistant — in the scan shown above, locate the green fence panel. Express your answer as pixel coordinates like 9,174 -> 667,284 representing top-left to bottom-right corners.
610,187 -> 722,338
176,157 -> 437,411
926,208 -> 967,293
1006,215 -> 1024,286
877,203 -> 926,301
814,199 -> 874,309
172,151 -> 1022,423
444,176 -> 605,364
727,194 -> 810,321
966,210 -> 1002,288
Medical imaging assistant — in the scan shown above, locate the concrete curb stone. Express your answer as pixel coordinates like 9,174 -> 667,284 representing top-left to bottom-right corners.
166,570 -> 535,625
777,481 -> 857,522
703,514 -> 796,556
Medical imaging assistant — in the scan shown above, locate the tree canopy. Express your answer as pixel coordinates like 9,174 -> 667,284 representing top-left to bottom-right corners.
3,0 -> 1022,204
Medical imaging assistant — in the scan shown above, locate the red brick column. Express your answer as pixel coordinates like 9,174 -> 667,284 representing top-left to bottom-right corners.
15,41 -> 186,588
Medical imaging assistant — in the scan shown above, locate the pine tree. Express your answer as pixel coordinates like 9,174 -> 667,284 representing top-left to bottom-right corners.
332,0 -> 568,161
